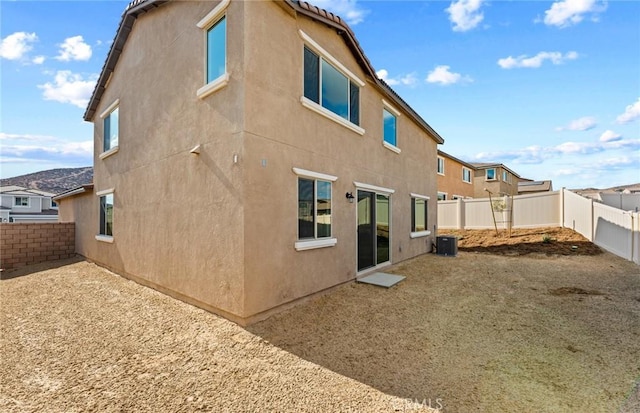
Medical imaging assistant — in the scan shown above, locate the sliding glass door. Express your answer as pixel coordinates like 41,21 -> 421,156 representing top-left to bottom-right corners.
357,190 -> 390,271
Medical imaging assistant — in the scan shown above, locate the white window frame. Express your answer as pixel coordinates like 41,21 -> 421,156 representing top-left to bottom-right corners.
502,170 -> 510,183
486,168 -> 496,181
299,30 -> 365,136
99,99 -> 120,159
293,168 -> 338,251
14,196 -> 30,207
196,0 -> 230,99
462,167 -> 472,184
95,188 -> 115,243
437,156 -> 445,175
382,99 -> 401,154
410,193 -> 431,238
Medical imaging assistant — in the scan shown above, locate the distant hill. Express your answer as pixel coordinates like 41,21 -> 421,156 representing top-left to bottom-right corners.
0,167 -> 93,195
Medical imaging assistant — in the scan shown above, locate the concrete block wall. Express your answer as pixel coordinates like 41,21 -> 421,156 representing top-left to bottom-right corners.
0,223 -> 75,270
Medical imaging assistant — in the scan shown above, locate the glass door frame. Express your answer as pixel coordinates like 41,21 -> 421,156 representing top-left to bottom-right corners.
354,182 -> 395,275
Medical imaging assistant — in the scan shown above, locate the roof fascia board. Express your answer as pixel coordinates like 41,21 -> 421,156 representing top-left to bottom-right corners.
84,0 -> 167,121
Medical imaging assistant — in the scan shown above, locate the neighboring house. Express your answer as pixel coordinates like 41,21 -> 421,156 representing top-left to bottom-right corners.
436,150 -> 475,200
470,163 -> 520,197
56,0 -> 444,325
518,179 -> 553,195
0,186 -> 58,223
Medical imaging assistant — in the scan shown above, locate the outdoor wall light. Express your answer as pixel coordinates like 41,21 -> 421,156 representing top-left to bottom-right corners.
346,192 -> 355,203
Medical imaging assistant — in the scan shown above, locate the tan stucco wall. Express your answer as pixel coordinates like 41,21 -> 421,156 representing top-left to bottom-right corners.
57,192 -> 96,257
71,0 -> 440,323
240,2 -> 438,317
437,155 -> 474,199
473,167 -> 518,198
86,0 -> 247,318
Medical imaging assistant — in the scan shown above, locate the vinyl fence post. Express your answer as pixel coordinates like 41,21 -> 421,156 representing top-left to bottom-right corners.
590,198 -> 595,242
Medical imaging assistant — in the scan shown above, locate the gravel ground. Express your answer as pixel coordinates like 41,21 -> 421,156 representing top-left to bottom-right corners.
0,259 -> 436,413
251,251 -> 640,413
1,249 -> 639,413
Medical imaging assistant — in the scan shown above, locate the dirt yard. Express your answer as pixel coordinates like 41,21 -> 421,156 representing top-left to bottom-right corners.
1,229 -> 639,412
438,227 -> 602,256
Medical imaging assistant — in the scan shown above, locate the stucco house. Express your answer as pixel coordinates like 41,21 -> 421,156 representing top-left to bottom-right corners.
470,162 -> 520,197
56,0 -> 444,325
0,186 -> 58,223
436,150 -> 475,200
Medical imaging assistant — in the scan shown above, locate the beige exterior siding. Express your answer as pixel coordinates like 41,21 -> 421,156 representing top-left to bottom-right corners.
436,152 -> 475,199
63,0 -> 441,324
472,166 -> 519,197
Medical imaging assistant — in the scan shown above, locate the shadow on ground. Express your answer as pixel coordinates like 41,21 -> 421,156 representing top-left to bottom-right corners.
248,252 -> 640,412
0,256 -> 84,280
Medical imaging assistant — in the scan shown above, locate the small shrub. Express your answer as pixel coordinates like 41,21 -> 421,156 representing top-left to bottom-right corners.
542,234 -> 552,244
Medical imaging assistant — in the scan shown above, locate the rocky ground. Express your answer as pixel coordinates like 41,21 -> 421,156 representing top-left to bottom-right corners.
1,230 -> 639,412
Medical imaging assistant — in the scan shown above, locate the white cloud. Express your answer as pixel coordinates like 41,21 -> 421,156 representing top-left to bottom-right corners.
599,130 -> 622,143
376,69 -> 418,87
472,137 -> 640,164
0,32 -> 38,61
0,133 -> 92,167
309,0 -> 369,25
56,35 -> 92,61
498,51 -> 578,69
446,0 -> 485,32
556,116 -> 597,131
541,0 -> 607,28
32,55 -> 45,64
594,156 -> 636,169
426,65 -> 472,86
38,71 -> 97,108
616,98 -> 640,124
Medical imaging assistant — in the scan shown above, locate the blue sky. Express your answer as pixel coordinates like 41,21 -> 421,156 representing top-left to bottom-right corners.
1,0 -> 638,189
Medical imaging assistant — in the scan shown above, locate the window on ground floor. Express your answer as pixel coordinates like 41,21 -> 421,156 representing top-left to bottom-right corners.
99,193 -> 114,237
411,197 -> 427,232
298,177 -> 332,240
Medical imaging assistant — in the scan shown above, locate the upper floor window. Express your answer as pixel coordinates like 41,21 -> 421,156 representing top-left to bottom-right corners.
103,107 -> 119,152
14,197 -> 29,207
304,46 -> 360,126
437,157 -> 445,175
196,0 -> 230,99
298,31 -> 365,135
462,167 -> 472,183
383,108 -> 397,147
381,100 -> 401,153
486,168 -> 496,180
99,99 -> 120,159
502,170 -> 509,183
206,16 -> 226,83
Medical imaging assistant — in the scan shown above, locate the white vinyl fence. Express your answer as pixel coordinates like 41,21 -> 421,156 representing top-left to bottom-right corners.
438,188 -> 640,264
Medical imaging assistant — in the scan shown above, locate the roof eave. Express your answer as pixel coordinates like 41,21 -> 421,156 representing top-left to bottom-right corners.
284,0 -> 444,145
53,184 -> 94,201
83,0 -> 168,121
